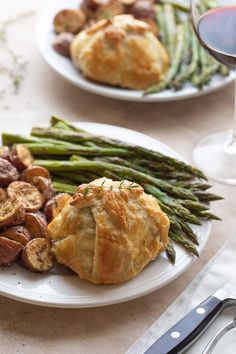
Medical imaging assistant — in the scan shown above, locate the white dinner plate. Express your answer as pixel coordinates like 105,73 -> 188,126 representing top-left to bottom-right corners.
0,123 -> 211,307
37,0 -> 234,102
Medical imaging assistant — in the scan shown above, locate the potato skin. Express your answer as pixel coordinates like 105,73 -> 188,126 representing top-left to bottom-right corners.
0,146 -> 10,161
0,158 -> 19,187
36,211 -> 47,222
10,145 -> 33,171
53,9 -> 86,34
0,198 -> 25,228
80,0 -> 124,19
53,32 -> 74,57
0,188 -> 7,202
44,193 -> 71,222
32,176 -> 55,204
21,238 -> 54,273
25,213 -> 47,239
0,236 -> 23,266
1,226 -> 31,246
127,0 -> 156,20
21,166 -> 51,184
7,181 -> 43,213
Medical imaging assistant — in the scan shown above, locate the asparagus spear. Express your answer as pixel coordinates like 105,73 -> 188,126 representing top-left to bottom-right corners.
170,231 -> 199,257
53,172 -> 93,184
158,202 -> 199,245
156,4 -> 168,46
160,0 -> 189,12
200,46 -> 209,70
51,121 -> 74,131
192,62 -> 220,87
101,157 -> 197,181
144,23 -> 185,94
35,159 -> 199,200
70,155 -> 88,162
163,3 -> 177,58
2,132 -> 73,147
174,181 -> 212,191
97,156 -> 192,180
219,65 -> 230,76
179,220 -> 199,245
22,142 -> 130,157
166,240 -> 176,263
50,115 -> 86,133
178,200 -> 208,212
53,181 -> 77,194
172,21 -> 191,84
204,0 -> 218,9
193,190 -> 223,202
197,210 -> 221,221
173,28 -> 199,89
144,184 -> 201,224
30,127 -> 207,179
50,117 -> 99,147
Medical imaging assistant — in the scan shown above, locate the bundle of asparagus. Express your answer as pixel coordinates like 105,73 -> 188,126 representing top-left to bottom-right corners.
2,116 -> 222,263
145,0 -> 229,95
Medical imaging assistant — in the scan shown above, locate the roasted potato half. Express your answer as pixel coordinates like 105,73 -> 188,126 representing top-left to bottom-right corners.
0,198 -> 25,228
0,158 -> 19,187
21,166 -> 51,184
53,9 -> 86,34
21,238 -> 54,273
36,211 -> 47,222
44,193 -> 71,222
0,146 -> 10,161
10,145 -> 33,171
0,236 -> 23,266
127,0 -> 156,20
7,181 -> 43,213
80,0 -> 124,19
1,226 -> 31,246
0,188 -> 7,202
32,176 -> 55,204
53,32 -> 74,57
25,213 -> 47,239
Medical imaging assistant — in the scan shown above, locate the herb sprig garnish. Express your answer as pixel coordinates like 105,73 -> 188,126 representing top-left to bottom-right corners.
0,11 -> 34,97
82,180 -> 140,196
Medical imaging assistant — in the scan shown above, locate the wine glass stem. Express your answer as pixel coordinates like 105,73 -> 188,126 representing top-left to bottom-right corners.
233,70 -> 236,136
225,69 -> 236,154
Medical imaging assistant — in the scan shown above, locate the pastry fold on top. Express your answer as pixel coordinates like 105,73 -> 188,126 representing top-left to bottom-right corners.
70,14 -> 169,89
48,178 -> 169,284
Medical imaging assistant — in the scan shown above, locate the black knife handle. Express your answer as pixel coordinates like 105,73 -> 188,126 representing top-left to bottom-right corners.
144,296 -> 224,354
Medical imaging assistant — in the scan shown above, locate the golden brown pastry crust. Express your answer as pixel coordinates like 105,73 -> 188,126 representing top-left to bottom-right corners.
70,15 -> 169,89
48,178 -> 169,284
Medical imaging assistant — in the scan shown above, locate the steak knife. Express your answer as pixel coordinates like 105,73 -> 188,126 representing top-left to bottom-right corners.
144,279 -> 236,354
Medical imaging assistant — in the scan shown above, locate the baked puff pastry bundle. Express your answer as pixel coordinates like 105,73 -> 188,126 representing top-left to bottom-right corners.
48,178 -> 169,284
70,15 -> 169,89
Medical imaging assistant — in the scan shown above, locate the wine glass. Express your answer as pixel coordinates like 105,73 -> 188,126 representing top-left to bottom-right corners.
191,0 -> 236,184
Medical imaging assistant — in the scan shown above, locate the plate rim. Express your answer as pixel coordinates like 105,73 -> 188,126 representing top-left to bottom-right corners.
0,122 -> 211,307
36,0 -> 234,103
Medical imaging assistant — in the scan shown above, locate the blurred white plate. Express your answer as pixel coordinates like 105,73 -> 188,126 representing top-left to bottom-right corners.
0,123 -> 211,307
37,0 -> 234,102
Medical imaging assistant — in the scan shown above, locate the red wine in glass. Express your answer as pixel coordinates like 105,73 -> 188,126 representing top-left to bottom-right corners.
197,6 -> 236,67
191,0 -> 236,184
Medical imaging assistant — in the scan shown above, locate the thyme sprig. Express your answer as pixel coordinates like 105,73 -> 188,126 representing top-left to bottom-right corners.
0,11 -> 34,97
82,180 -> 140,196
